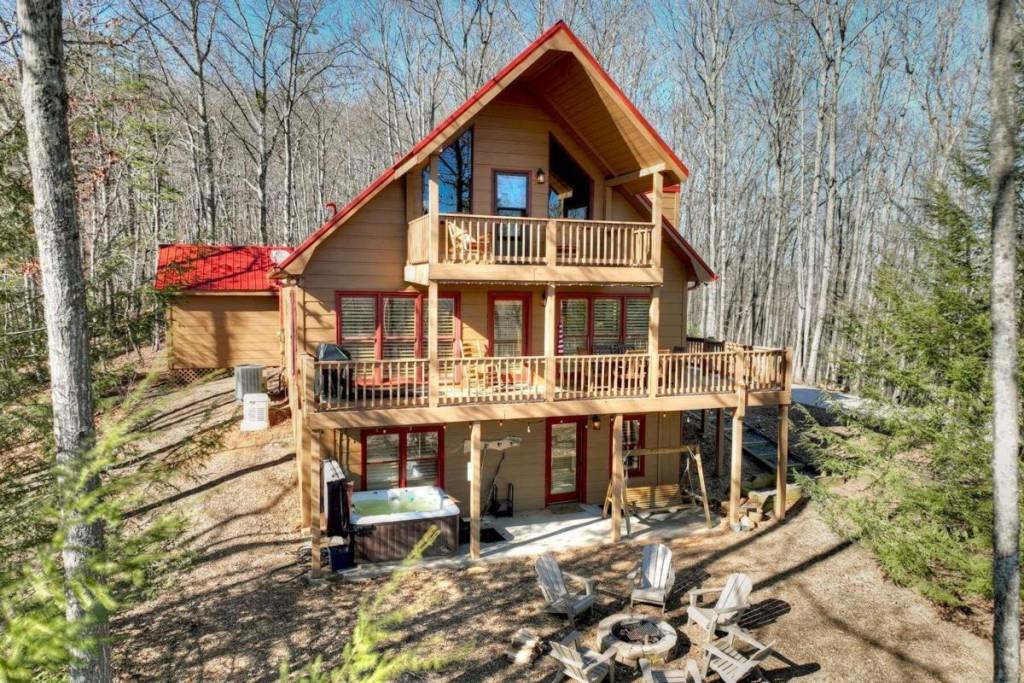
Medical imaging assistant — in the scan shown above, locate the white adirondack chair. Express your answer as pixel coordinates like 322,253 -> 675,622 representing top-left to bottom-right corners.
535,553 -> 597,627
548,631 -> 617,683
636,658 -> 703,683
701,627 -> 773,683
686,573 -> 753,640
628,543 -> 675,613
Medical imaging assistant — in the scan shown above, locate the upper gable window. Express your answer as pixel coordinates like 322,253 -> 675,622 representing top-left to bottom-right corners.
422,127 -> 473,214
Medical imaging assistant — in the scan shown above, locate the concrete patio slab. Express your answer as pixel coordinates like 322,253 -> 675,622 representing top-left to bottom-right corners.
332,504 -> 723,581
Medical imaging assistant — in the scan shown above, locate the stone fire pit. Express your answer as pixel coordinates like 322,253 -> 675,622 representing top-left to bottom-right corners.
596,612 -> 677,667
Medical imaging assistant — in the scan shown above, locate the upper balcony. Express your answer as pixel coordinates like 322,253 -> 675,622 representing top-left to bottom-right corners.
404,212 -> 663,286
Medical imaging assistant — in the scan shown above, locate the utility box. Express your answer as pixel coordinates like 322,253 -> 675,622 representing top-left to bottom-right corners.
240,393 -> 270,431
235,364 -> 264,402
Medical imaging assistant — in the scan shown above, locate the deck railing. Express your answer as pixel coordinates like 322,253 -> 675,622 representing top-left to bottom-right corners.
437,356 -> 546,405
408,213 -> 658,269
555,220 -> 654,266
309,346 -> 789,412
657,351 -> 736,396
554,353 -> 649,400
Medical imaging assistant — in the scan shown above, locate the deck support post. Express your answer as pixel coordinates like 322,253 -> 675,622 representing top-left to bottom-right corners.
715,407 -> 725,477
428,281 -> 439,408
545,220 -> 557,267
428,155 -> 440,264
728,349 -> 747,527
310,429 -> 323,578
544,284 -> 556,401
611,413 -> 624,542
299,355 -> 315,529
775,404 -> 790,520
647,286 -> 661,398
650,171 -> 663,268
470,421 -> 482,560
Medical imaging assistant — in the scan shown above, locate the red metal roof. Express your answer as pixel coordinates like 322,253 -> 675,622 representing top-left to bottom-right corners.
155,244 -> 291,292
275,20 -> 693,274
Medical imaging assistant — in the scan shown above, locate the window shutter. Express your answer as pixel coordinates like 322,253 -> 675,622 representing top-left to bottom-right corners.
625,297 -> 649,351
559,298 -> 588,355
340,296 -> 377,361
592,298 -> 622,353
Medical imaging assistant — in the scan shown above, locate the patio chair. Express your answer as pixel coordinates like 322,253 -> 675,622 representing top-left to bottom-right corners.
628,543 -> 675,613
701,627 -> 773,683
446,220 -> 488,262
686,573 -> 753,641
548,631 -> 617,682
636,658 -> 703,683
535,553 -> 596,627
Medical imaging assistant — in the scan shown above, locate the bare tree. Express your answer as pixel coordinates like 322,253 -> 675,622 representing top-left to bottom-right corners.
15,0 -> 106,681
987,1 -> 1019,680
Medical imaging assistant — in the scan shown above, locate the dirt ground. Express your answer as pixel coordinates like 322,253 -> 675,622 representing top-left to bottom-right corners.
112,374 -> 994,682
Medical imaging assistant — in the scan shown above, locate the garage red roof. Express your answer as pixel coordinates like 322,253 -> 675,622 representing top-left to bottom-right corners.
155,244 -> 291,292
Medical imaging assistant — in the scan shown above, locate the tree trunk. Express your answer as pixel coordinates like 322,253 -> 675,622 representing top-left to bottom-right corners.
988,1 -> 1020,680
15,1 -> 107,681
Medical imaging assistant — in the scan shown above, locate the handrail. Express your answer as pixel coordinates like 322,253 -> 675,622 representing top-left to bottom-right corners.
309,346 -> 789,412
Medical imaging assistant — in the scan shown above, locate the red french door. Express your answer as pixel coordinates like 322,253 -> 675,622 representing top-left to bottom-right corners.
545,416 -> 587,505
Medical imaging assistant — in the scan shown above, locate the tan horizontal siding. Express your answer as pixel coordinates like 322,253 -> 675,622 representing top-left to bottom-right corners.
169,294 -> 280,369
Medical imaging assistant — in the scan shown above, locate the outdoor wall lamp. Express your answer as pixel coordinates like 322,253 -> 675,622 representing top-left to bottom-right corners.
591,415 -> 601,430
536,167 -> 546,184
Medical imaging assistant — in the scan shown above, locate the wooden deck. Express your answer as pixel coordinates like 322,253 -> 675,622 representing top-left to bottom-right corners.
303,346 -> 790,428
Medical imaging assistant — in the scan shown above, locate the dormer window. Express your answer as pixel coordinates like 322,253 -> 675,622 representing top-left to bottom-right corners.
422,127 -> 473,214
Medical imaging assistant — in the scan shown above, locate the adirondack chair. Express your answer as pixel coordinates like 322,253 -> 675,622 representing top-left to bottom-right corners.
445,220 -> 488,262
701,627 -> 773,683
547,631 -> 617,683
636,658 -> 702,683
535,553 -> 596,627
628,543 -> 675,613
686,573 -> 753,641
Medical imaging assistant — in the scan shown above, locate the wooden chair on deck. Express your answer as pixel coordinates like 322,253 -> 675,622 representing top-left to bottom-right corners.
446,220 -> 489,262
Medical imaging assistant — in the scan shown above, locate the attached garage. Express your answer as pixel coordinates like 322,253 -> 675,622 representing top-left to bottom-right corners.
156,244 -> 291,370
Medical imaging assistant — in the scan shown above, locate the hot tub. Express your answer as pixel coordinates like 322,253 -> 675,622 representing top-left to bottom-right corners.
350,486 -> 460,562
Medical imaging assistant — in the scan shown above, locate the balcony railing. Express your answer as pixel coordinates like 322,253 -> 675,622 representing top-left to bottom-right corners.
309,348 -> 788,412
407,213 -> 656,268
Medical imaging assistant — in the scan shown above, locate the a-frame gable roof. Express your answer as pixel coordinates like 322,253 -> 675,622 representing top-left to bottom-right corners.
275,20 -> 713,281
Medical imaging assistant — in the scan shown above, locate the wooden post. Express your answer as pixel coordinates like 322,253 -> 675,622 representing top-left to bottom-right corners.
729,349 -> 747,527
470,421 -> 482,560
310,429 -> 323,578
715,407 -> 725,477
650,171 -> 663,268
648,286 -> 661,398
729,409 -> 744,527
298,355 -> 315,528
428,154 -> 440,264
428,281 -> 439,408
545,219 -> 557,266
611,413 -> 624,542
775,404 -> 790,520
544,284 -> 556,401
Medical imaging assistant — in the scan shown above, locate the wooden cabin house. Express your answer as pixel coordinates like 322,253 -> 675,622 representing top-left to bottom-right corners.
271,22 -> 793,570
155,22 -> 792,571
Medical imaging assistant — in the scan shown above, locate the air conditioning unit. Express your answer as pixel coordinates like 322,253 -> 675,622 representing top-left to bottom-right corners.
235,364 -> 264,402
241,393 -> 270,431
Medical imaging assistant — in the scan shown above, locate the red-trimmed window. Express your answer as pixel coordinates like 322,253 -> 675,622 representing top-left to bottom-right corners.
609,414 -> 646,478
557,294 -> 649,355
362,426 -> 444,490
337,292 -> 459,359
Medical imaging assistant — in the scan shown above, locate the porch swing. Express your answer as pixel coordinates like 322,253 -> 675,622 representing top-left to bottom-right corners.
602,441 -> 713,533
